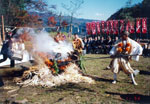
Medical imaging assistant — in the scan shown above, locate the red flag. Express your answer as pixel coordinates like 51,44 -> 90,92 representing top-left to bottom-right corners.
86,22 -> 91,35
130,22 -> 135,34
125,20 -> 135,34
136,18 -> 141,34
91,22 -> 96,35
96,22 -> 101,34
114,20 -> 119,35
106,21 -> 110,35
110,20 -> 114,34
142,18 -> 147,34
120,20 -> 124,33
101,21 -> 105,34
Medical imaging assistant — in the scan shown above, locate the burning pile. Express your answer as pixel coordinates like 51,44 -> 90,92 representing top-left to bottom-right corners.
14,28 -> 95,87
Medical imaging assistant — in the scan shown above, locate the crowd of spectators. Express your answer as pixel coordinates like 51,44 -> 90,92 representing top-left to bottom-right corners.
82,36 -> 116,54
82,36 -> 150,56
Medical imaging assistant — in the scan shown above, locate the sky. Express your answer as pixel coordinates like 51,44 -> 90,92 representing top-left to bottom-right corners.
44,0 -> 143,20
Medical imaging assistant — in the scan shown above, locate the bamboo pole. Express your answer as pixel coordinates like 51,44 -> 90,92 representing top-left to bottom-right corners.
0,28 -> 2,45
2,15 -> 5,41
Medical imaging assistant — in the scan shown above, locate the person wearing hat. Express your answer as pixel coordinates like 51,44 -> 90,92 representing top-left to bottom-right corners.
108,31 -> 143,85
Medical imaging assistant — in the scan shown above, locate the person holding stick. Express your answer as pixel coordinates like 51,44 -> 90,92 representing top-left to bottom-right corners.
109,31 -> 143,85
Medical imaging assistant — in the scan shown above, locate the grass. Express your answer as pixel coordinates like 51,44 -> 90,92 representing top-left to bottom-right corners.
0,54 -> 150,104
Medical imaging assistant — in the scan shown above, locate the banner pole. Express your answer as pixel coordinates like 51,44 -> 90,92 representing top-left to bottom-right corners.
2,15 -> 5,41
0,28 -> 2,45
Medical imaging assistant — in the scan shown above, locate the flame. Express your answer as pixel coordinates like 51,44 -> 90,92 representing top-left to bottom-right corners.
35,51 -> 72,74
45,58 -> 54,67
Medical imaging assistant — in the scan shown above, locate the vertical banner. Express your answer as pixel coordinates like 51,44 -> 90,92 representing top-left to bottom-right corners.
130,22 -> 135,34
120,20 -> 124,34
106,21 -> 110,35
91,22 -> 96,35
136,18 -> 141,34
110,20 -> 114,34
126,20 -> 130,33
96,22 -> 101,34
86,22 -> 91,35
142,18 -> 147,34
114,20 -> 119,35
101,21 -> 105,34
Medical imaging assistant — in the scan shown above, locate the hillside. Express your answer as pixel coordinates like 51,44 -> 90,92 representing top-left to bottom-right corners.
108,0 -> 150,20
29,11 -> 98,26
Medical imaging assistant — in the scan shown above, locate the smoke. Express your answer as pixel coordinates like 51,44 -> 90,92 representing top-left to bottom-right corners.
17,28 -> 73,59
14,28 -> 96,88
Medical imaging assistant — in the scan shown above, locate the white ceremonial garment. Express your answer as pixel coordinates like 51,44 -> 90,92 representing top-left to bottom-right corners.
109,37 -> 143,74
109,38 -> 143,61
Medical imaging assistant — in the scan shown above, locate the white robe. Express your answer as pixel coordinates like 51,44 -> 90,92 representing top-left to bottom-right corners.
109,38 -> 143,61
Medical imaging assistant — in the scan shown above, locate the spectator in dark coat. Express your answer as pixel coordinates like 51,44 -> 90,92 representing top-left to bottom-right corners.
112,36 -> 119,45
104,36 -> 113,54
92,37 -> 99,54
0,36 -> 15,67
86,37 -> 93,54
98,36 -> 105,54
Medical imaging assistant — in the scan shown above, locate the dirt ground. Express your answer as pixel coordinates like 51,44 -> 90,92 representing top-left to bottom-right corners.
0,54 -> 150,104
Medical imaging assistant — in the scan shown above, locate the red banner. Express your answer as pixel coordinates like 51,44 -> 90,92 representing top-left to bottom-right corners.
136,18 -> 141,34
101,21 -> 105,34
142,18 -> 147,34
126,20 -> 134,34
86,23 -> 91,35
130,22 -> 135,34
91,22 -> 96,35
106,21 -> 110,35
114,20 -> 119,35
110,20 -> 114,34
120,20 -> 124,33
96,22 -> 101,34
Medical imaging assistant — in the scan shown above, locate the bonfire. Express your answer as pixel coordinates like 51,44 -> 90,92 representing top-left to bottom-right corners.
14,28 -> 95,87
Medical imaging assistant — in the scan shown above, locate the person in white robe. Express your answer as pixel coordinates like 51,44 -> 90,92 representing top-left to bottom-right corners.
109,31 -> 143,85
8,38 -> 25,61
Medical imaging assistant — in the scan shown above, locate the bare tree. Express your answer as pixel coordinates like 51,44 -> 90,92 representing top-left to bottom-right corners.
62,0 -> 84,34
57,12 -> 63,31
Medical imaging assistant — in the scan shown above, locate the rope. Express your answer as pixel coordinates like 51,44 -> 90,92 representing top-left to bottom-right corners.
83,54 -> 142,61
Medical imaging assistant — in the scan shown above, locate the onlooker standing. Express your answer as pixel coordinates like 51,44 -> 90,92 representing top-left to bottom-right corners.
83,37 -> 88,54
0,36 -> 15,67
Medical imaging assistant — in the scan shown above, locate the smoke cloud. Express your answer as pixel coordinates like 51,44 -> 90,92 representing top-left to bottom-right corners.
17,28 -> 73,59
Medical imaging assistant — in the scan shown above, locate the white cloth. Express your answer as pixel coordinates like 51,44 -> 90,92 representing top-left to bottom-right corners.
8,42 -> 25,60
111,58 -> 134,74
109,38 -> 143,61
